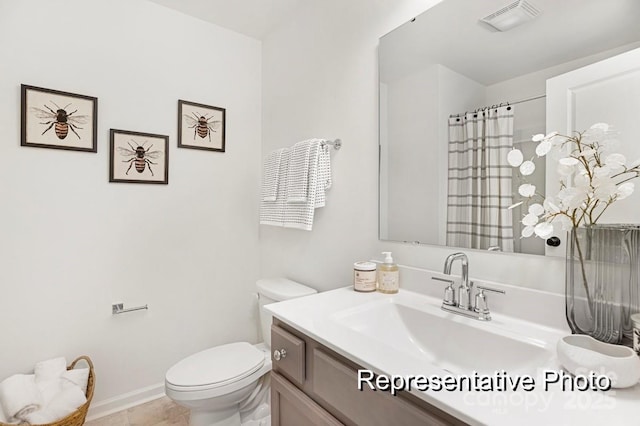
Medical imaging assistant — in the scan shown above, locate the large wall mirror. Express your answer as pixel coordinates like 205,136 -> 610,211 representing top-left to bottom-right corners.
379,0 -> 640,256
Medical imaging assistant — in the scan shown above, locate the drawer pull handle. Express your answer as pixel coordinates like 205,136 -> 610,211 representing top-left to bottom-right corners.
273,349 -> 287,361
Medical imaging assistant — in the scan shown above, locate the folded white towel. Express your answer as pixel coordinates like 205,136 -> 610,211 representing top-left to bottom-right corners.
261,149 -> 284,202
286,139 -> 320,203
260,139 -> 332,231
22,385 -> 86,425
283,141 -> 322,231
260,148 -> 291,227
61,368 -> 89,394
0,374 -> 43,422
315,144 -> 332,208
36,379 -> 63,407
34,357 -> 66,383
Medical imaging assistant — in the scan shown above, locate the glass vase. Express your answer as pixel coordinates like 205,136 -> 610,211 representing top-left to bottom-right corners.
566,224 -> 640,345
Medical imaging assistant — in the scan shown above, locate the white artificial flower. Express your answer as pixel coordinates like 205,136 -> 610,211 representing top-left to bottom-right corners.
616,182 -> 635,200
508,201 -> 524,210
521,226 -> 535,238
528,203 -> 545,216
519,160 -> 536,176
559,157 -> 580,166
579,148 -> 596,157
518,184 -> 536,197
599,138 -> 621,154
507,149 -> 524,167
593,175 -> 617,201
522,213 -> 539,226
605,153 -> 626,172
548,133 -> 563,146
534,222 -> 554,239
535,140 -> 552,157
543,198 -> 560,214
557,163 -> 574,177
558,187 -> 588,210
515,123 -> 638,239
593,165 -> 612,178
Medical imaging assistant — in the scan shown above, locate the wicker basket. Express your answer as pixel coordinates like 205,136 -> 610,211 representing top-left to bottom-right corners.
0,356 -> 95,426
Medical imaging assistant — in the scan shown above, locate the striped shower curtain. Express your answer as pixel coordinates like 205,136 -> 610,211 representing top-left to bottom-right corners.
446,106 -> 515,252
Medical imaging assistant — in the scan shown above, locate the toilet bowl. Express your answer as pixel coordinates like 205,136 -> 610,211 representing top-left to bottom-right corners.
165,278 -> 316,426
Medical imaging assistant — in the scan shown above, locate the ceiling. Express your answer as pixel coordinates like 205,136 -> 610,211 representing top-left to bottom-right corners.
380,0 -> 640,85
147,0 -> 305,40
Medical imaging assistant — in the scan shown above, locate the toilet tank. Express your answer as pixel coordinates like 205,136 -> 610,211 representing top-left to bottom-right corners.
257,278 -> 317,348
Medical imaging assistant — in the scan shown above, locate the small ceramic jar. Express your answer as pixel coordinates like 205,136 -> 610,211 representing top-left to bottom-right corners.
353,261 -> 377,292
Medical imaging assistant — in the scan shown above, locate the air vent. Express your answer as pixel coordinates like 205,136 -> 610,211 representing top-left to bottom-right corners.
480,0 -> 540,32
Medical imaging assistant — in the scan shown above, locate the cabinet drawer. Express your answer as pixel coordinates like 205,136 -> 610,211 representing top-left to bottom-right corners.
271,325 -> 306,387
272,372 -> 343,426
311,348 -> 456,426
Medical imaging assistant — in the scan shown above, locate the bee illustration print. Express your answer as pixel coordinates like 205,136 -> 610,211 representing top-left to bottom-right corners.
31,102 -> 89,140
117,140 -> 163,176
183,112 -> 221,142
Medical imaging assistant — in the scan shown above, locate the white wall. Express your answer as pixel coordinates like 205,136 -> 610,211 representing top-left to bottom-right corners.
386,66 -> 439,243
260,0 -> 568,294
381,63 -> 485,245
0,0 -> 262,408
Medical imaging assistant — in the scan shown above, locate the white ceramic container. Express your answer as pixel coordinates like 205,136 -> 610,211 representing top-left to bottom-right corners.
557,334 -> 640,388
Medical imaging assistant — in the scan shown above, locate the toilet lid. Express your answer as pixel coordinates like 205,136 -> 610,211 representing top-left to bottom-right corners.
166,342 -> 265,389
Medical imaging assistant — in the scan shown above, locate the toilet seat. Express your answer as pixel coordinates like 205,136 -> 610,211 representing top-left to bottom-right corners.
166,342 -> 265,392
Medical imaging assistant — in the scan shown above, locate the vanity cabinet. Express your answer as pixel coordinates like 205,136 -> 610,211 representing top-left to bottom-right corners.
271,319 -> 467,426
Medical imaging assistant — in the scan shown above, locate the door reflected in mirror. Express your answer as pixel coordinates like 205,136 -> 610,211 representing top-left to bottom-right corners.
379,0 -> 640,256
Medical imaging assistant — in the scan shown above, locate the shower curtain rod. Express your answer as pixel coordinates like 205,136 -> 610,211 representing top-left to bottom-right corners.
449,94 -> 546,118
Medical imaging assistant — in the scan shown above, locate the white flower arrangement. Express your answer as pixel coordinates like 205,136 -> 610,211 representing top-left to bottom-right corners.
507,123 -> 640,238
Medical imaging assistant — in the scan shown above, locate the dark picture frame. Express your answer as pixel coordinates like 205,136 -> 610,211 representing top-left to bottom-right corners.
21,84 -> 98,152
177,99 -> 226,152
109,129 -> 169,184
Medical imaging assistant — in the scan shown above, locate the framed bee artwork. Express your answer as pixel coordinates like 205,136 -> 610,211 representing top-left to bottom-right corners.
21,84 -> 98,152
177,99 -> 226,152
109,129 -> 169,184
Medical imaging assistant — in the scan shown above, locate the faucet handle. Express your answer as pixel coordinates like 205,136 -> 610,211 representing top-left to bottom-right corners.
431,277 -> 456,306
474,286 -> 505,321
476,285 -> 505,294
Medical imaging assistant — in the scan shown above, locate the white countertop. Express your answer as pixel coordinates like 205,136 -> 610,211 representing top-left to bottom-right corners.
266,287 -> 640,426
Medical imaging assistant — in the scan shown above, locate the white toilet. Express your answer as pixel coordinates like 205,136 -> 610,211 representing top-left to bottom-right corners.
165,278 -> 316,426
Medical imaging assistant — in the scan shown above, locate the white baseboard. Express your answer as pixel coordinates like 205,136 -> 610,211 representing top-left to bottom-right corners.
85,382 -> 165,421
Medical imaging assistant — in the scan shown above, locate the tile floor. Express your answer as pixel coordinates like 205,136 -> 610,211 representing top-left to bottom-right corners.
85,396 -> 189,426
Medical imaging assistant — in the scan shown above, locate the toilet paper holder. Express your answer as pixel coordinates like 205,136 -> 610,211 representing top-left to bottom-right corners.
112,303 -> 148,315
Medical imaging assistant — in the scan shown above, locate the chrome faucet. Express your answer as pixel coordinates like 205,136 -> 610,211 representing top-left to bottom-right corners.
443,252 -> 472,310
432,253 -> 506,321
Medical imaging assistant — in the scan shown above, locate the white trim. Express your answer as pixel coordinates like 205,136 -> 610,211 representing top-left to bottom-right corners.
85,382 -> 165,421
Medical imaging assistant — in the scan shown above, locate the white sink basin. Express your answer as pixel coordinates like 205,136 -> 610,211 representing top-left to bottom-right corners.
329,293 -> 558,376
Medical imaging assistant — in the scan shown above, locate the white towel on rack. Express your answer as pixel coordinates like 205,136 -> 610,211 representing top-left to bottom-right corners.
259,148 -> 290,226
261,149 -> 284,201
260,139 -> 333,231
315,144 -> 332,208
286,139 -> 320,203
283,141 -> 323,231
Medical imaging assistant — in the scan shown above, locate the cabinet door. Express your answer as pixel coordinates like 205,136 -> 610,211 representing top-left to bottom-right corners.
311,348 -> 461,426
271,324 -> 306,387
271,372 -> 343,426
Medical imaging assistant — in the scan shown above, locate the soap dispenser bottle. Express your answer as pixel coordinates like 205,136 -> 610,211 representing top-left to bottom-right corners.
378,251 -> 399,294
